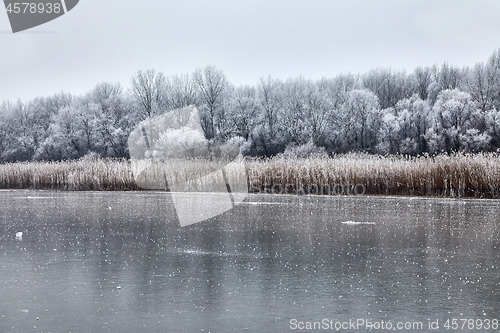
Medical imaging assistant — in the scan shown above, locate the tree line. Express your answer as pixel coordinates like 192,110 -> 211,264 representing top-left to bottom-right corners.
2,50 -> 500,162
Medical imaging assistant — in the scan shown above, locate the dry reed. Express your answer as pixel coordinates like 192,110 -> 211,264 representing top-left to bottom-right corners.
0,159 -> 138,191
245,153 -> 500,199
0,153 -> 499,198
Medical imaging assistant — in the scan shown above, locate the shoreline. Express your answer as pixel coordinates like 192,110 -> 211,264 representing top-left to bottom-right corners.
3,189 -> 500,205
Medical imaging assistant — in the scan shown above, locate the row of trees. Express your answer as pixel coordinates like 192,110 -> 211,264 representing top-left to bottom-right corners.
2,50 -> 500,162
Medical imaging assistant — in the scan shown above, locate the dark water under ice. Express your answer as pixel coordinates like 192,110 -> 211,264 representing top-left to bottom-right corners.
1,190 -> 499,332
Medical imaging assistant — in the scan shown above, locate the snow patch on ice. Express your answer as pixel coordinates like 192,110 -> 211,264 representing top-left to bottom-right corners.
181,249 -> 212,256
341,220 -> 376,225
14,196 -> 57,199
239,202 -> 285,205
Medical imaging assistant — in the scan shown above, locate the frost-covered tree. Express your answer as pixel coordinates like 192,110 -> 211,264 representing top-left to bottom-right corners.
0,101 -> 39,161
193,66 -> 229,139
78,82 -> 135,158
165,74 -> 199,110
464,63 -> 496,112
378,96 -> 431,155
434,63 -> 463,91
485,50 -> 500,110
427,89 -> 489,153
337,89 -> 381,152
37,106 -> 83,160
4,49 -> 500,161
226,85 -> 259,140
305,82 -> 332,147
485,109 -> 500,149
281,140 -> 327,158
33,83 -> 134,160
89,83 -> 133,157
412,66 -> 432,101
251,77 -> 285,155
362,69 -> 414,109
317,74 -> 358,109
154,127 -> 207,158
281,77 -> 310,144
90,82 -> 123,113
130,69 -> 168,120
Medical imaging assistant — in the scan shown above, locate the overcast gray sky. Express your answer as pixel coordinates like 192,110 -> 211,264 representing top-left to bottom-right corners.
1,0 -> 500,101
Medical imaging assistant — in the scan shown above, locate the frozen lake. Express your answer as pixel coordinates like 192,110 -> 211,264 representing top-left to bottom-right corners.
1,191 -> 499,332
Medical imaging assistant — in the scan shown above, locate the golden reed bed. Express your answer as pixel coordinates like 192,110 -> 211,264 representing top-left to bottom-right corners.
0,153 -> 499,198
